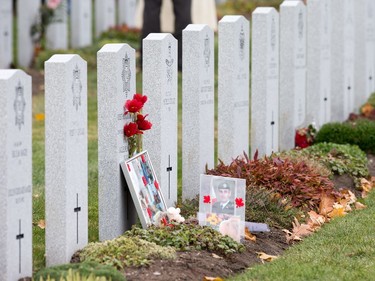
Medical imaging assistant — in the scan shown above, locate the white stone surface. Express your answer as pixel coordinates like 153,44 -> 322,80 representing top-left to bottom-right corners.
45,55 -> 88,266
118,0 -> 137,28
97,44 -> 137,241
182,24 -> 215,200
95,0 -> 116,38
279,1 -> 307,151
306,0 -> 331,127
17,0 -> 39,68
46,0 -> 68,50
0,70 -> 32,281
0,0 -> 13,68
71,0 -> 92,48
143,33 -> 178,207
251,8 -> 279,157
365,0 -> 375,97
354,0 -> 367,111
218,16 -> 250,163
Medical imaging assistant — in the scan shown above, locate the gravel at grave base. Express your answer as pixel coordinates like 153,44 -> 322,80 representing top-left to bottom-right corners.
122,227 -> 288,281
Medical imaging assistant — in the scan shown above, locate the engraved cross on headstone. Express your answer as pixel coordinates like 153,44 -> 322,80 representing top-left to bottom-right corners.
74,193 -> 81,244
16,219 -> 24,274
166,155 -> 172,199
270,111 -> 275,150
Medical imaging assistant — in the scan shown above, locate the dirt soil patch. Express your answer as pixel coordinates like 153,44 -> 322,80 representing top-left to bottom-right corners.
123,227 -> 288,281
27,68 -> 44,96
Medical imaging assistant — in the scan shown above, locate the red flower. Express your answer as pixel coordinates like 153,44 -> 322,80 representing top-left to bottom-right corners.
203,195 -> 211,204
141,155 -> 146,163
137,114 -> 152,131
235,197 -> 244,208
146,208 -> 152,218
124,99 -> 143,113
295,131 -> 309,149
133,93 -> 148,105
123,122 -> 142,137
142,176 -> 147,186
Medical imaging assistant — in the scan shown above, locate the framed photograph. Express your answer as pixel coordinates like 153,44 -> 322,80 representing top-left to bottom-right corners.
198,175 -> 246,241
121,151 -> 168,228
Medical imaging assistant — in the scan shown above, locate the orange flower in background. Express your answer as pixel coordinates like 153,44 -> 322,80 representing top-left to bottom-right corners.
361,103 -> 374,117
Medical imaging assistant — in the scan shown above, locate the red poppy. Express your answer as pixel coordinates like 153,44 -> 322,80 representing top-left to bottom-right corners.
235,197 -> 244,208
137,114 -> 152,131
203,195 -> 211,204
154,181 -> 159,190
133,93 -> 148,105
123,122 -> 142,137
295,132 -> 309,148
124,99 -> 143,113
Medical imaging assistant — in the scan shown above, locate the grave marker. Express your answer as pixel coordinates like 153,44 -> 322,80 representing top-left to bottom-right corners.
0,0 -> 12,68
119,0 -> 137,28
45,55 -> 88,266
143,33 -> 178,207
0,69 -> 32,281
71,0 -> 92,48
218,16 -> 250,163
17,0 -> 39,68
97,43 -> 137,241
46,0 -> 68,50
279,1 -> 307,151
251,8 -> 279,157
95,0 -> 116,38
182,24 -> 215,200
306,0 -> 331,127
365,0 -> 375,97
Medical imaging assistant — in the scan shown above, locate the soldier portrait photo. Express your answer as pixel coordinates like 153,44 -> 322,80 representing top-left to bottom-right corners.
211,178 -> 235,215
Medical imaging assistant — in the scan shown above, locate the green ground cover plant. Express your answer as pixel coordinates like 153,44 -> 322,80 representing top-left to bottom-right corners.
315,120 -> 375,154
229,191 -> 375,281
124,223 -> 245,255
34,261 -> 125,281
78,236 -> 175,269
283,143 -> 369,187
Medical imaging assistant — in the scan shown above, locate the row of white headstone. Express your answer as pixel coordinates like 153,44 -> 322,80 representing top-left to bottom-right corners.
1,0 -> 375,279
0,0 -> 137,68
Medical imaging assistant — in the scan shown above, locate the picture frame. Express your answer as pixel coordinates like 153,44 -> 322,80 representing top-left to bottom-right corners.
198,174 -> 246,241
120,150 -> 168,228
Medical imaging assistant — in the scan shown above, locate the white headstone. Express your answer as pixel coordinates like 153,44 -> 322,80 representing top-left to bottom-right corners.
95,0 -> 116,38
354,0 -> 367,111
331,0 -> 355,121
306,0 -> 331,127
97,43 -> 137,241
0,0 -> 13,68
365,0 -> 375,97
17,0 -> 39,68
182,24 -> 215,200
143,33 -> 178,207
118,0 -> 137,28
71,0 -> 92,48
0,70 -> 32,281
218,16 -> 250,163
46,0 -> 68,50
279,1 -> 307,151
251,8 -> 279,157
45,55 -> 88,266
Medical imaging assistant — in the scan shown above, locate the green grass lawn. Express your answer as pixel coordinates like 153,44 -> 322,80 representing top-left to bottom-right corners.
230,191 -> 375,281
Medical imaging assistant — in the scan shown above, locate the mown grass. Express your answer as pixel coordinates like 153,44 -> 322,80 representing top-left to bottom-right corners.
230,191 -> 375,281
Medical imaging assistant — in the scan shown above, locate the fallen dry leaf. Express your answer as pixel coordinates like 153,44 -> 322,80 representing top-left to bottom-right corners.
256,252 -> 278,263
37,220 -> 45,229
203,277 -> 224,281
307,210 -> 325,229
361,178 -> 373,198
212,253 -> 222,259
245,227 -> 256,242
292,217 -> 314,238
327,203 -> 347,218
283,229 -> 302,244
319,194 -> 335,216
355,202 -> 367,210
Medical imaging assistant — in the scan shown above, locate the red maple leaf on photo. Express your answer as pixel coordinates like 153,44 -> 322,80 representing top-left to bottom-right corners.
203,195 -> 211,204
235,197 -> 245,208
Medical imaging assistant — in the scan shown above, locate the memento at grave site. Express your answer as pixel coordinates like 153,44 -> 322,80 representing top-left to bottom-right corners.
1,0 -> 375,280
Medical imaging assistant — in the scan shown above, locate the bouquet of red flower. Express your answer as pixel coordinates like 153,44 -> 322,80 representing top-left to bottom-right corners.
295,123 -> 317,149
124,94 -> 152,157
